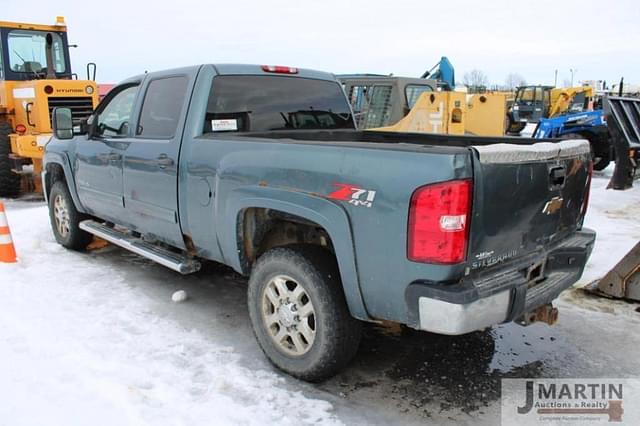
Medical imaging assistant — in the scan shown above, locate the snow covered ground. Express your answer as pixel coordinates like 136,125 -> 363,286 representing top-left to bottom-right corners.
1,165 -> 639,425
0,207 -> 344,426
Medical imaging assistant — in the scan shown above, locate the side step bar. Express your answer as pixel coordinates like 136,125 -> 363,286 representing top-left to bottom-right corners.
79,220 -> 201,274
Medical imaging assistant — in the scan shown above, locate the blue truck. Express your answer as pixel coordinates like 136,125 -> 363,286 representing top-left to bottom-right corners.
43,64 -> 595,381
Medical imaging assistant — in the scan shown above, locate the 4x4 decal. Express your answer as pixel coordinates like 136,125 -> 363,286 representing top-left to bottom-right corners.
328,183 -> 376,208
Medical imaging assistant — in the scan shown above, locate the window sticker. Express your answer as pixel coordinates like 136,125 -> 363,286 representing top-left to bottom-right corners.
212,119 -> 238,132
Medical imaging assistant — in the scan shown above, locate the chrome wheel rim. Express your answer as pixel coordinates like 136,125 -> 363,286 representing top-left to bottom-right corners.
53,194 -> 71,238
261,274 -> 316,356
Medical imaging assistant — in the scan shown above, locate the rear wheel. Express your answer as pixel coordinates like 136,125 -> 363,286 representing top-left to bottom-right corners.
506,114 -> 526,135
48,181 -> 93,250
561,132 -> 610,171
248,245 -> 362,382
0,121 -> 21,198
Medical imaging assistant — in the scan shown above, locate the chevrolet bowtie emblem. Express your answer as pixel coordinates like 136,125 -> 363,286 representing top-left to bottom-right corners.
542,196 -> 563,215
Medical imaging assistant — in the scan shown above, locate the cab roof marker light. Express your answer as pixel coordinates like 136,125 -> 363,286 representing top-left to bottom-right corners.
261,65 -> 299,74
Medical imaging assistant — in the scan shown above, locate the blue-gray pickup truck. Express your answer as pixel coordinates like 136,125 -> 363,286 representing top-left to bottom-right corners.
43,64 -> 595,381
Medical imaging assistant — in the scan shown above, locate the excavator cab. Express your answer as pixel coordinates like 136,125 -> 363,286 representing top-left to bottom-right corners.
0,17 -> 99,197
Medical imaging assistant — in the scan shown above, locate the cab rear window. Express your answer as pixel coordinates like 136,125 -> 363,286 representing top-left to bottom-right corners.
204,75 -> 355,133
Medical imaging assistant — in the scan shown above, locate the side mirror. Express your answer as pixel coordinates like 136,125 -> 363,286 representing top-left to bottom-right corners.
85,113 -> 99,138
52,107 -> 74,140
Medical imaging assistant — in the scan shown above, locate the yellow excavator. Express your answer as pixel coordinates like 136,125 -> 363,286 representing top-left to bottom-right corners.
0,17 -> 99,196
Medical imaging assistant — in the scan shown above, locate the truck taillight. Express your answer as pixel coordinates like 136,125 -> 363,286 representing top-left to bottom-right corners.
261,65 -> 299,74
407,179 -> 472,264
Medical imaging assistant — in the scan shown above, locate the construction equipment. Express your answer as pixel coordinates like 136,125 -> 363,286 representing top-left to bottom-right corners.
534,96 -> 640,181
0,17 -> 99,196
363,88 -> 511,137
533,110 -> 611,171
586,242 -> 640,301
508,85 -> 595,133
374,91 -> 466,135
419,56 -> 455,90
605,96 -> 640,189
339,75 -> 438,129
465,92 -> 510,136
340,57 -> 510,137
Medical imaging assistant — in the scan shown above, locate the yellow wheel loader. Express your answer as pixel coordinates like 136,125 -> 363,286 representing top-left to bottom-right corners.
0,17 -> 99,197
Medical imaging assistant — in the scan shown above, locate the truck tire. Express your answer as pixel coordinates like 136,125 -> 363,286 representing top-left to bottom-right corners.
48,181 -> 93,250
561,132 -> 610,171
506,113 -> 526,135
247,245 -> 362,382
0,121 -> 21,198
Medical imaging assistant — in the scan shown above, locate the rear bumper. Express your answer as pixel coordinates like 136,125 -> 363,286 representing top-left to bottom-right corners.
405,229 -> 595,335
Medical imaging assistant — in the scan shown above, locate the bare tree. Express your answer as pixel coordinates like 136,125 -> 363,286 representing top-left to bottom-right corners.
463,69 -> 489,87
504,73 -> 527,90
463,69 -> 489,93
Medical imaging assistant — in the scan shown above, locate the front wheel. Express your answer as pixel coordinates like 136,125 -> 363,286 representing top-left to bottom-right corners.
0,121 -> 22,198
247,245 -> 362,382
48,181 -> 93,250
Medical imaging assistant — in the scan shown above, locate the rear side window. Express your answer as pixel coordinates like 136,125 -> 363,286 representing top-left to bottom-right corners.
405,84 -> 433,109
204,75 -> 354,133
137,76 -> 189,138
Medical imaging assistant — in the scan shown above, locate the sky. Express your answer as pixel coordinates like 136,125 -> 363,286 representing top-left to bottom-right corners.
4,0 -> 639,87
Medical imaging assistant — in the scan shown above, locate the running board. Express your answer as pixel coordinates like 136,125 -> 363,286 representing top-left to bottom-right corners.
79,220 -> 201,274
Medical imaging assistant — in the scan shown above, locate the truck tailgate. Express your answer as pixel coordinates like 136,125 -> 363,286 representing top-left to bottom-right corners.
468,139 -> 592,272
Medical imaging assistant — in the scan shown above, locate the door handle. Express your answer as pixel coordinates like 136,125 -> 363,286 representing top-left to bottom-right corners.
157,154 -> 174,168
97,152 -> 121,162
549,166 -> 566,187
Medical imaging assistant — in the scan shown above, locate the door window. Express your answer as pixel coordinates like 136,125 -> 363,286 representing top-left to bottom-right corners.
137,76 -> 189,139
518,87 -> 535,103
96,85 -> 139,137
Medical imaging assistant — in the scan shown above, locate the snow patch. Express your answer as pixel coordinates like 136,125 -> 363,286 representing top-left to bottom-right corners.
0,203 -> 342,426
172,290 -> 188,303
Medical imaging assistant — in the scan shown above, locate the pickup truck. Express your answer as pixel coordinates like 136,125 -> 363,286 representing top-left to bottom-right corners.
43,64 -> 595,381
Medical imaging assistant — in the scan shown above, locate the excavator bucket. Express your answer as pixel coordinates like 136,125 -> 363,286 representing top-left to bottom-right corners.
586,241 -> 640,301
606,96 -> 640,190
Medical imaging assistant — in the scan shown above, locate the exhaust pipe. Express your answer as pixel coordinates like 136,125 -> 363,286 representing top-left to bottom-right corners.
519,303 -> 559,326
45,33 -> 56,80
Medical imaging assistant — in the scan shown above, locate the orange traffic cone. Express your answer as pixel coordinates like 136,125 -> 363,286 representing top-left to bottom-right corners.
0,202 -> 17,263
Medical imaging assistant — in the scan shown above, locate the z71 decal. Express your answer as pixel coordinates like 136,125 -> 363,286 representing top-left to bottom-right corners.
328,183 -> 377,208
